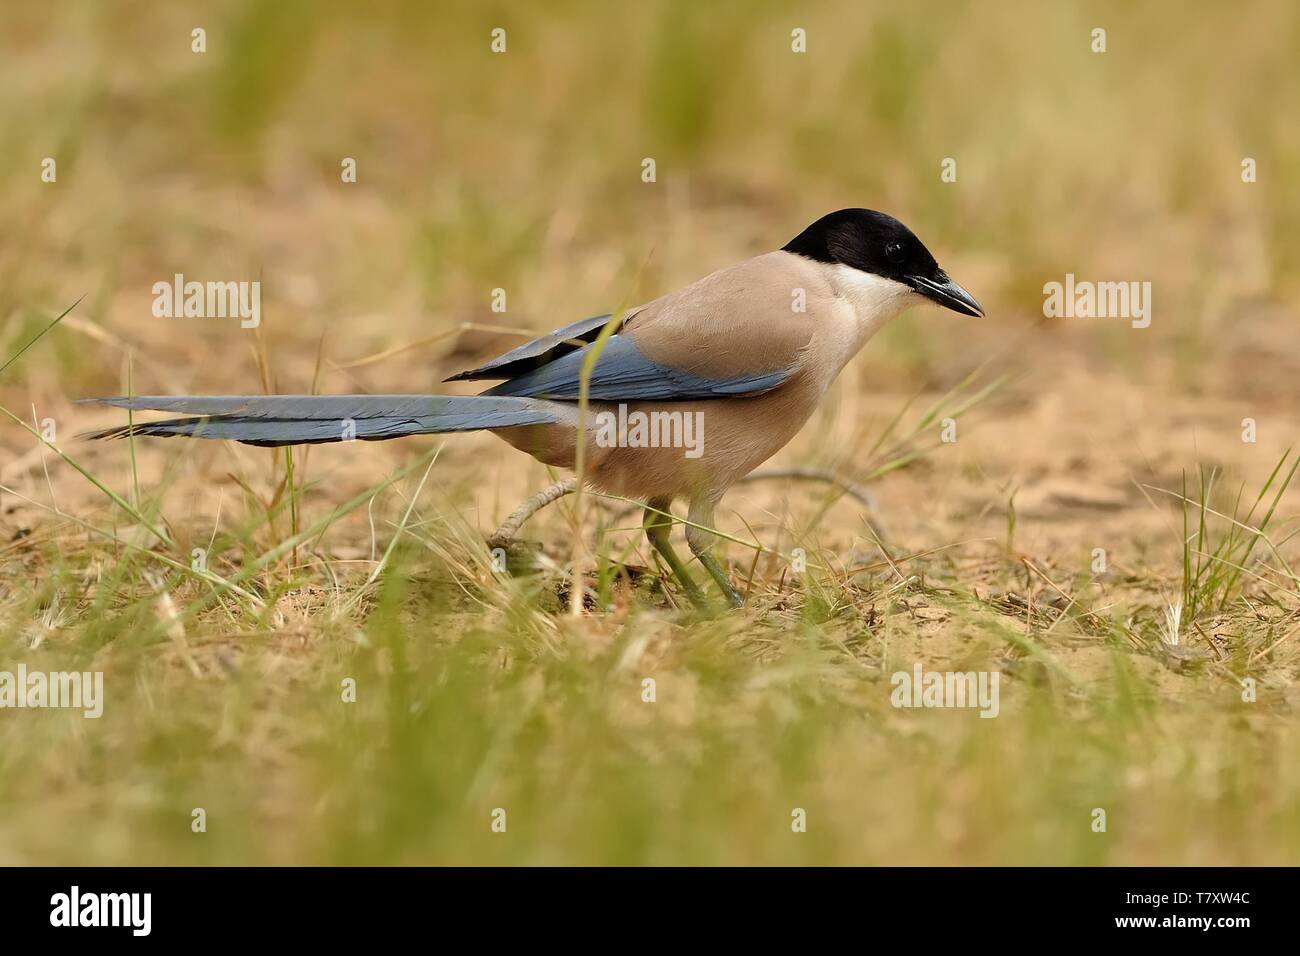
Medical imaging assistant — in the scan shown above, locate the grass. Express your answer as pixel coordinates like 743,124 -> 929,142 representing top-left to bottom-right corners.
3,504 -> 1298,865
3,0 -> 1300,865
1175,454 -> 1300,626
3,326 -> 1298,863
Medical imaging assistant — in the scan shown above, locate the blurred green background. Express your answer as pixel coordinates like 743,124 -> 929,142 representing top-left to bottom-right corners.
3,0 -> 1297,391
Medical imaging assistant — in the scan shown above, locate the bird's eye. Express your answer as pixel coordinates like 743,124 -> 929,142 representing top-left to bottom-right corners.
885,241 -> 905,263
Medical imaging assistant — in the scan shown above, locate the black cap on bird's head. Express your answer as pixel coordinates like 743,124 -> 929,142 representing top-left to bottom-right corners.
782,208 -> 984,317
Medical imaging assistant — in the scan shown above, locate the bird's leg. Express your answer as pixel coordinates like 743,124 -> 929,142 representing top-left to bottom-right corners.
488,476 -> 579,549
685,498 -> 744,609
643,498 -> 706,607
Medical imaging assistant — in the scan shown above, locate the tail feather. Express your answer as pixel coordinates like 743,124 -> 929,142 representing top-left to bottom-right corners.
79,394 -> 564,447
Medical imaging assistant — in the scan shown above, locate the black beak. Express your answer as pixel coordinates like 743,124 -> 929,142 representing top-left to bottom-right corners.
908,270 -> 984,317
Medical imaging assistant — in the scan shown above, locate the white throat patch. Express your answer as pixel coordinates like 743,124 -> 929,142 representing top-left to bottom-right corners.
797,263 -> 922,385
828,263 -> 914,317
826,263 -> 918,348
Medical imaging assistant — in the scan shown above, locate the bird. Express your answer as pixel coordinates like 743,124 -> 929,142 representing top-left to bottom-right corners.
84,209 -> 983,608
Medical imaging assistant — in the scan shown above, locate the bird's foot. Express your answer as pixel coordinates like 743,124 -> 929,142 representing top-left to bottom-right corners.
696,551 -> 744,609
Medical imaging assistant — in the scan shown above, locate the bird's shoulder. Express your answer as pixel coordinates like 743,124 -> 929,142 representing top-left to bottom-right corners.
623,251 -> 829,379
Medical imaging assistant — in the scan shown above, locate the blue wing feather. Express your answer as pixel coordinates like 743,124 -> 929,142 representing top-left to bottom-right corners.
444,313 -> 627,382
482,335 -> 793,401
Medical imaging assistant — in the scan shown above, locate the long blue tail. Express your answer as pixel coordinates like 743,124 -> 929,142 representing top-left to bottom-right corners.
79,394 -> 563,447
